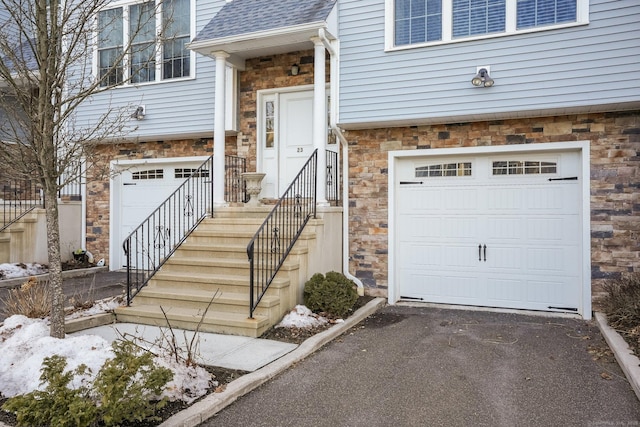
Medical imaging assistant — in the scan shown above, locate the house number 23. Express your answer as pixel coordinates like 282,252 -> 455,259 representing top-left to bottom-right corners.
297,147 -> 304,152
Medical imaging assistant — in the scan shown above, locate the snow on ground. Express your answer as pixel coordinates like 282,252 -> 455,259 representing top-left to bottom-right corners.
276,305 -> 329,328
65,296 -> 125,319
0,263 -> 48,280
0,315 -> 214,403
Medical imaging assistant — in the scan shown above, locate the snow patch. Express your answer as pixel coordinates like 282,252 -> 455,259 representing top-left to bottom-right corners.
0,263 -> 48,279
276,305 -> 328,329
0,315 -> 214,402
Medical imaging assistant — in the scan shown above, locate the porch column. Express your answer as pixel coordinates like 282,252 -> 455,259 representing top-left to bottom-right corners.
213,51 -> 229,208
311,37 -> 328,206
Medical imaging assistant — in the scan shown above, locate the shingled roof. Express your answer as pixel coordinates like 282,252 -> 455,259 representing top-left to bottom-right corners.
194,0 -> 336,42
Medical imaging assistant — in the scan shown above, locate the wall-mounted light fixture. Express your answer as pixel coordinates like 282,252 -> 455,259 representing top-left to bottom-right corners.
471,67 -> 494,87
291,63 -> 299,76
131,105 -> 145,120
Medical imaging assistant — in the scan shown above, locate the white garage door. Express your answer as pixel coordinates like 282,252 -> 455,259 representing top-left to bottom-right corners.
395,151 -> 583,314
114,159 -> 206,268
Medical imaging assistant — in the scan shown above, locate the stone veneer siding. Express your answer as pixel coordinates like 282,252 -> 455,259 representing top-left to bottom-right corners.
344,111 -> 640,297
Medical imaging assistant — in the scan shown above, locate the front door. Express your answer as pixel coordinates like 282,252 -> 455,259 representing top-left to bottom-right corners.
259,89 -> 316,199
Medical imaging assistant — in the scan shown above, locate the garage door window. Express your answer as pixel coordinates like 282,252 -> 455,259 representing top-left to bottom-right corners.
132,169 -> 164,180
492,160 -> 557,176
175,168 -> 210,178
416,162 -> 472,177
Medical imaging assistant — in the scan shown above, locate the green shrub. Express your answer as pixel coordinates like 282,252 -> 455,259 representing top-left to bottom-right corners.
303,271 -> 358,317
2,340 -> 174,427
2,356 -> 97,427
93,340 -> 174,426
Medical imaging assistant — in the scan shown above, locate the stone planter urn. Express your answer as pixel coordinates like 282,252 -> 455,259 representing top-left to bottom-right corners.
242,172 -> 266,207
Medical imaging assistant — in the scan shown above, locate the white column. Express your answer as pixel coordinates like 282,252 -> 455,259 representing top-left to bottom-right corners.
213,51 -> 229,208
311,37 -> 328,206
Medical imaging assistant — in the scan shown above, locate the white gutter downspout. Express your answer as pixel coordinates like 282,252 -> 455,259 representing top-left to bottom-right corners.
319,29 -> 365,296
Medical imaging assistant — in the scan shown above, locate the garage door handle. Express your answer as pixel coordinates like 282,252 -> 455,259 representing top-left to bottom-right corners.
483,244 -> 487,262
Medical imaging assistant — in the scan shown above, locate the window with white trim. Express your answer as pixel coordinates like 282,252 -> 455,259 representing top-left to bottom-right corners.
97,0 -> 192,87
390,0 -> 587,48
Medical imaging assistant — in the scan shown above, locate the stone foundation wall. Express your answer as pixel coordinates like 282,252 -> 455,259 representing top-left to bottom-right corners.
344,111 -> 640,297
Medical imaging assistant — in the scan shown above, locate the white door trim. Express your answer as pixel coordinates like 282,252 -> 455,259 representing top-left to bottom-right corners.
388,141 -> 592,319
257,84 -> 330,198
109,156 -> 208,271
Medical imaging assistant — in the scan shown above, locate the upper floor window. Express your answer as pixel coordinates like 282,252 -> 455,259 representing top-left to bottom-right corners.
97,0 -> 192,87
390,0 -> 587,49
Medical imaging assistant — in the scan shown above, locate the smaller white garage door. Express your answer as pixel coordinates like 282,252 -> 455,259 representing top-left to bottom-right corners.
113,159 -> 207,268
395,151 -> 584,315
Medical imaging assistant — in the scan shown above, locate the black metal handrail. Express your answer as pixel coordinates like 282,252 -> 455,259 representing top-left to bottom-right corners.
124,154 -> 246,304
247,149 -> 317,318
0,179 -> 43,232
326,149 -> 340,206
225,154 -> 247,203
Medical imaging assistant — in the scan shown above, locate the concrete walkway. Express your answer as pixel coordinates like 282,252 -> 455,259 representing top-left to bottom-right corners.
70,323 -> 297,372
200,305 -> 640,427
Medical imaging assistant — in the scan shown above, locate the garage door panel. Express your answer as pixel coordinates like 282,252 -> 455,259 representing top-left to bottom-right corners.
485,246 -> 524,273
529,185 -> 580,211
396,150 -> 583,315
398,188 -> 442,212
401,272 -> 482,302
398,215 -> 442,238
486,217 -> 522,240
398,243 -> 442,268
399,215 -> 481,241
486,188 -> 524,211
526,279 -> 575,306
114,159 -> 205,268
527,246 -> 581,276
443,189 -> 478,210
526,216 -> 580,243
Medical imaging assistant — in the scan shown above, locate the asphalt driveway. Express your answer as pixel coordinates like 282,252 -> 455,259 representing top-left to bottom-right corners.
202,305 -> 640,426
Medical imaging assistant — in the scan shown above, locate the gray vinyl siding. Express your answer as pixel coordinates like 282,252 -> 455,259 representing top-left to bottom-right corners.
337,0 -> 640,126
74,0 -> 223,141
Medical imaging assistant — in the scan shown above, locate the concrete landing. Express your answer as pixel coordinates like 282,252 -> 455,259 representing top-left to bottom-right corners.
70,322 -> 298,372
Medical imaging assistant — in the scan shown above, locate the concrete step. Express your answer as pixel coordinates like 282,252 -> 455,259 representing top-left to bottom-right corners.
176,241 -> 309,259
188,229 -> 317,246
148,271 -> 290,294
159,256 -> 300,275
212,207 -> 272,219
132,287 -> 280,319
114,304 -> 271,337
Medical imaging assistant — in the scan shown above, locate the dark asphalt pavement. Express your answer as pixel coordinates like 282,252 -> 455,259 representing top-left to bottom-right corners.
203,305 -> 640,427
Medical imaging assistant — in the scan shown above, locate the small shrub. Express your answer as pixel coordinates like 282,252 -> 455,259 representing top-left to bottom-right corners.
94,340 -> 174,426
601,273 -> 640,354
0,277 -> 50,318
303,271 -> 358,318
1,341 -> 174,427
2,355 -> 97,427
